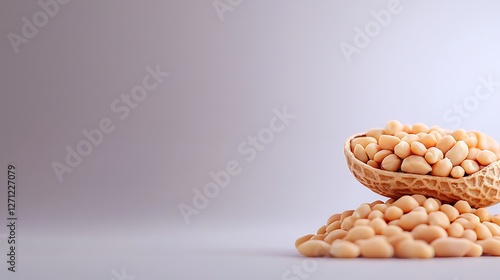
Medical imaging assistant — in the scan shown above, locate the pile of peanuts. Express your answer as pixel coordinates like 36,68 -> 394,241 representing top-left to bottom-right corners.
351,121 -> 500,178
295,195 -> 500,258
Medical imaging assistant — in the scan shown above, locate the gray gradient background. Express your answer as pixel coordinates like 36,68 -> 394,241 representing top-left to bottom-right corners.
1,0 -> 500,279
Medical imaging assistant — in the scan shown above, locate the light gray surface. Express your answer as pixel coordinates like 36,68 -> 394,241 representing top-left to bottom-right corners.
2,1 -> 500,279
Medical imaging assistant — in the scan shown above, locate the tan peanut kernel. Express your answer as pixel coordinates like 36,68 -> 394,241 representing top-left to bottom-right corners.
465,242 -> 483,257
330,240 -> 360,258
420,134 -> 438,149
352,203 -> 371,219
369,200 -> 384,208
358,236 -> 394,258
367,160 -> 379,168
385,206 -> 404,221
394,131 -> 408,139
462,229 -> 477,242
430,130 -> 443,142
379,135 -> 400,151
351,136 -> 377,150
410,141 -> 427,156
447,222 -> 464,238
310,234 -> 325,240
454,218 -> 476,230
412,194 -> 427,206
412,206 -> 427,213
366,128 -> 384,140
381,154 -> 402,171
353,144 -> 369,163
295,234 -> 314,248
450,166 -> 465,178
345,225 -> 375,242
401,134 -> 419,145
368,209 -> 384,220
317,225 -> 327,234
385,198 -> 395,205
482,222 -> 500,236
431,237 -> 472,257
476,150 -> 497,166
370,218 -> 387,235
387,232 -> 413,248
424,147 -> 443,165
455,200 -> 472,214
411,224 -> 447,243
401,156 -> 432,175
445,140 -> 469,166
461,159 -> 480,174
412,123 -> 429,134
476,238 -> 500,256
354,219 -> 370,227
475,131 -> 500,155
475,223 -> 493,240
436,135 -> 457,154
399,211 -> 429,231
403,124 -> 412,133
373,150 -> 393,163
382,225 -> 403,237
340,210 -> 354,222
451,129 -> 468,141
327,213 -> 341,225
466,147 -> 481,160
394,141 -> 411,159
431,158 -> 453,177
324,229 -> 348,244
372,203 -> 388,213
459,213 -> 480,224
297,240 -> 331,257
385,120 -> 404,135
388,220 -> 400,226
395,239 -> 434,258
464,132 -> 478,148
365,143 -> 381,160
429,211 -> 450,228
493,215 -> 500,226
440,204 -> 459,222
392,196 -> 419,213
423,198 -> 440,213
326,221 -> 341,233
341,217 -> 355,231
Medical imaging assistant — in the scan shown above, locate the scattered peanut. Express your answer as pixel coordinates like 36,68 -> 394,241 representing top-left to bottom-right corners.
395,239 -> 434,258
358,236 -> 394,258
295,234 -> 314,248
296,195 -> 500,259
431,237 -> 471,257
330,240 -> 360,258
297,240 -> 331,257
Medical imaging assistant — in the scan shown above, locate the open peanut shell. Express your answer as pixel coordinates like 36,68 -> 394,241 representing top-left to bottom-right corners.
344,134 -> 500,208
